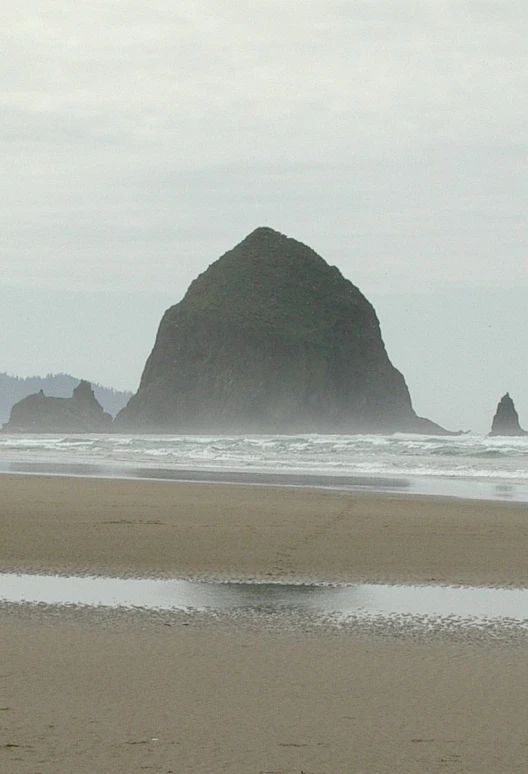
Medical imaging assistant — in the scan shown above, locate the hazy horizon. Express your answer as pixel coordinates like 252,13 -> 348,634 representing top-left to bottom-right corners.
2,3 -> 526,433
1,276 -> 526,434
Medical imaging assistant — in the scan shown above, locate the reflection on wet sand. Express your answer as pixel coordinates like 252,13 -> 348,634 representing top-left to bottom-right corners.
1,573 -> 527,628
0,459 -> 409,491
3,458 -> 528,502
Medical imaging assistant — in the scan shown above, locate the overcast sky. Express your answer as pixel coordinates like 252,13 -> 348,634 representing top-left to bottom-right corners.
1,1 -> 527,432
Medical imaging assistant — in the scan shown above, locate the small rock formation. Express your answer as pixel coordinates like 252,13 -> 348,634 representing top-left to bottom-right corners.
2,380 -> 112,433
116,227 -> 450,434
0,372 -> 132,426
489,393 -> 527,436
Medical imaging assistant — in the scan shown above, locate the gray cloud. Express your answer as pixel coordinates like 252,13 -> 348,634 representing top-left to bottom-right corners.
3,1 -> 527,289
1,2 -> 527,426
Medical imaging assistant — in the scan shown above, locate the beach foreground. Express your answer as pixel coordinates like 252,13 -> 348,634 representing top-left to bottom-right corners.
0,611 -> 526,774
1,474 -> 527,773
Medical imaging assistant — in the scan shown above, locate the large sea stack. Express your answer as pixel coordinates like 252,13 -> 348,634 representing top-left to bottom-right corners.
116,227 -> 447,434
489,393 -> 527,436
2,380 -> 112,433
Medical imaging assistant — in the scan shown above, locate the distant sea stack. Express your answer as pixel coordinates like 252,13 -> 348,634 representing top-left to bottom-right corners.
0,371 -> 132,425
116,227 -> 449,435
489,393 -> 527,436
2,380 -> 112,433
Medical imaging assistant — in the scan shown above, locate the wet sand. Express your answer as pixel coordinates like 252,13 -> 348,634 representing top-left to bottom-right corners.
1,473 -> 528,773
1,611 -> 527,774
0,473 -> 527,585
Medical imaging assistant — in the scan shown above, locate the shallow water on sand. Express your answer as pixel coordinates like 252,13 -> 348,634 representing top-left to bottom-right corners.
1,573 -> 527,631
2,459 -> 528,502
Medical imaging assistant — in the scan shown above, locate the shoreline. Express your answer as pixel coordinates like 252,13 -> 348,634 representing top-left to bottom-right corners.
1,472 -> 527,586
2,458 -> 528,503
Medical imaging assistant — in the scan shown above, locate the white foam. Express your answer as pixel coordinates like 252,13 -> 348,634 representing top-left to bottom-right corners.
1,432 -> 528,487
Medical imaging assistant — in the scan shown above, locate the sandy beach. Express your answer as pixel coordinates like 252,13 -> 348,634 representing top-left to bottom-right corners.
1,473 -> 527,773
1,473 -> 528,585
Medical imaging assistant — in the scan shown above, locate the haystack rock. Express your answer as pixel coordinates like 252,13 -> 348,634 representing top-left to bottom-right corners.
116,227 -> 449,434
2,380 -> 112,433
489,393 -> 527,436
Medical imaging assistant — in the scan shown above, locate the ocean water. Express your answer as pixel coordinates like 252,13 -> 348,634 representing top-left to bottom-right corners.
1,432 -> 528,501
